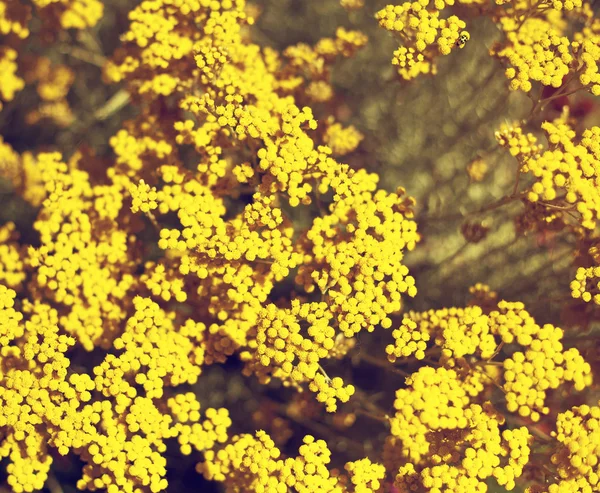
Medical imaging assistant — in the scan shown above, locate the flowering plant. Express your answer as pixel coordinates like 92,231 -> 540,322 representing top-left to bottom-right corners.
1,0 -> 600,491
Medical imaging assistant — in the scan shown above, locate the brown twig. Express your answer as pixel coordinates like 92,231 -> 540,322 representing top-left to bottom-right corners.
357,352 -> 411,378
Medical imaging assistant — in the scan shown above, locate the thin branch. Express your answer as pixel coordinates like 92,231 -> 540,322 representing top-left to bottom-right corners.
357,352 -> 411,377
355,408 -> 389,424
57,44 -> 106,67
94,89 -> 131,121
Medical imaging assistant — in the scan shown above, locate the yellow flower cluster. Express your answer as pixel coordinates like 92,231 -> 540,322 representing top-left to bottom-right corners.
0,47 -> 24,109
106,0 -> 418,402
502,322 -> 591,420
0,0 -> 30,39
141,261 -> 188,303
323,119 -> 364,156
571,264 -> 600,304
25,100 -> 74,127
495,18 -> 572,93
169,394 -> 231,456
0,296 -> 78,492
201,430 -> 385,492
32,0 -> 102,29
130,179 -> 159,214
376,2 -> 469,80
0,284 -> 24,345
3,0 -> 600,490
243,300 -> 356,412
571,19 -> 600,96
106,0 -> 365,106
343,458 -> 386,492
497,119 -> 600,305
537,402 -> 600,493
142,166 -> 297,362
386,366 -> 531,491
108,296 -> 206,395
105,0 -> 224,87
110,123 -> 175,179
386,316 -> 430,361
0,286 -> 231,492
386,300 -> 592,422
24,57 -> 74,102
25,152 -> 136,350
74,399 -> 229,493
297,177 -> 419,336
495,122 -> 543,164
388,304 -> 494,363
0,222 -> 26,290
498,117 -> 600,229
282,27 -> 368,103
490,6 -> 600,96
466,157 -> 489,182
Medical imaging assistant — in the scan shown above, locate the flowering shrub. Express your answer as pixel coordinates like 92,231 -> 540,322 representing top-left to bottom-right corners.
1,0 -> 600,492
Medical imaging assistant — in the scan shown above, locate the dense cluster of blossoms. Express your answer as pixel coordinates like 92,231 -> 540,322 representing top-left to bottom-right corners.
376,1 -> 469,80
0,0 -> 420,490
0,0 -> 599,491
377,0 -> 600,94
521,120 -> 600,229
538,402 -> 600,493
571,263 -> 600,304
494,15 -> 600,96
0,223 -> 25,289
103,0 -> 418,416
201,431 -> 387,492
0,282 -> 234,492
387,368 -> 532,491
495,18 -> 573,93
382,298 -> 592,491
387,300 -> 592,422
